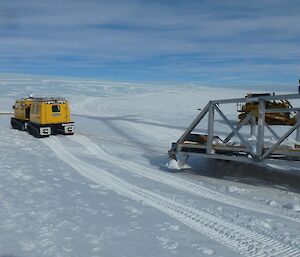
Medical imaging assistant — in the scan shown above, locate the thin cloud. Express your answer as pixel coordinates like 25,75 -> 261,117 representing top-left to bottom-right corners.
0,0 -> 299,87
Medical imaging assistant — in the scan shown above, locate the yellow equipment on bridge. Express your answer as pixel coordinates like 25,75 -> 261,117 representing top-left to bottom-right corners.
237,93 -> 296,126
11,96 -> 74,137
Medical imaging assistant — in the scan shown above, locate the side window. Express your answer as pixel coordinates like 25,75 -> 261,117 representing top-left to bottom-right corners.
52,105 -> 60,112
31,104 -> 39,114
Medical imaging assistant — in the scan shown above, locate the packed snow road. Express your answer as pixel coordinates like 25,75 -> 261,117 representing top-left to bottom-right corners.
72,134 -> 300,224
44,135 -> 300,257
0,77 -> 300,257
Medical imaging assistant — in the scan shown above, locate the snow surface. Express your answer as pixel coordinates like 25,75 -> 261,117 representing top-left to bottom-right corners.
0,76 -> 300,257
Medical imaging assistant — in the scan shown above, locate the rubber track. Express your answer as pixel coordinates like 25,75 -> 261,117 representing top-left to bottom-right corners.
71,134 -> 300,225
44,137 -> 300,257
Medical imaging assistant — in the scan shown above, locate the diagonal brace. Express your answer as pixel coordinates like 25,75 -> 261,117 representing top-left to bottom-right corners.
214,105 -> 257,158
262,121 -> 300,159
177,102 -> 210,144
264,122 -> 280,140
223,112 -> 252,143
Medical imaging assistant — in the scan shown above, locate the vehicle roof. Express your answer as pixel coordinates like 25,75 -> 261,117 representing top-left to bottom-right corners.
17,96 -> 67,103
31,97 -> 67,103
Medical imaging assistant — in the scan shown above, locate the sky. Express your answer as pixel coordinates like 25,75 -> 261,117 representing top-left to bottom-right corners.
0,0 -> 300,89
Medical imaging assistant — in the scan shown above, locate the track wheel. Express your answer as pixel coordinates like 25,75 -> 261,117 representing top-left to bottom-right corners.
27,124 -> 41,138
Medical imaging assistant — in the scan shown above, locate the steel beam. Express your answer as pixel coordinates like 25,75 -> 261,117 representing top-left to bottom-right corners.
256,99 -> 265,159
211,93 -> 300,105
178,151 -> 300,166
264,122 -> 280,140
297,111 -> 300,142
206,103 -> 215,154
250,113 -> 256,137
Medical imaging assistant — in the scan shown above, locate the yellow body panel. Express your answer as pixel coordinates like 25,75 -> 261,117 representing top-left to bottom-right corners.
237,93 -> 296,125
13,99 -> 32,121
30,101 -> 72,125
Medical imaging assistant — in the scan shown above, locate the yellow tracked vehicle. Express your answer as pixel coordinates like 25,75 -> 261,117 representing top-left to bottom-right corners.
237,93 -> 296,125
11,96 -> 74,137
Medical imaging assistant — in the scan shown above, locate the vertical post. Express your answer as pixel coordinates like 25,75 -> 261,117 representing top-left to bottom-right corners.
296,111 -> 300,142
250,113 -> 256,137
296,79 -> 300,142
256,98 -> 265,159
207,103 -> 215,154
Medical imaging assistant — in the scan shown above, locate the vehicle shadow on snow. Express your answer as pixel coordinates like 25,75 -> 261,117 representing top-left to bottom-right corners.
145,153 -> 300,192
74,113 -> 182,156
74,113 -> 231,137
186,157 -> 300,192
74,113 -> 187,131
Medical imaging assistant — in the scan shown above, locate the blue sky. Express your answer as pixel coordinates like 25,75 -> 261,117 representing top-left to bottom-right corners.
0,0 -> 299,88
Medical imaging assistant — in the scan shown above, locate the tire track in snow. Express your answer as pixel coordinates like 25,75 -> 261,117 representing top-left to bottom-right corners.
71,134 -> 300,225
44,137 -> 300,257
